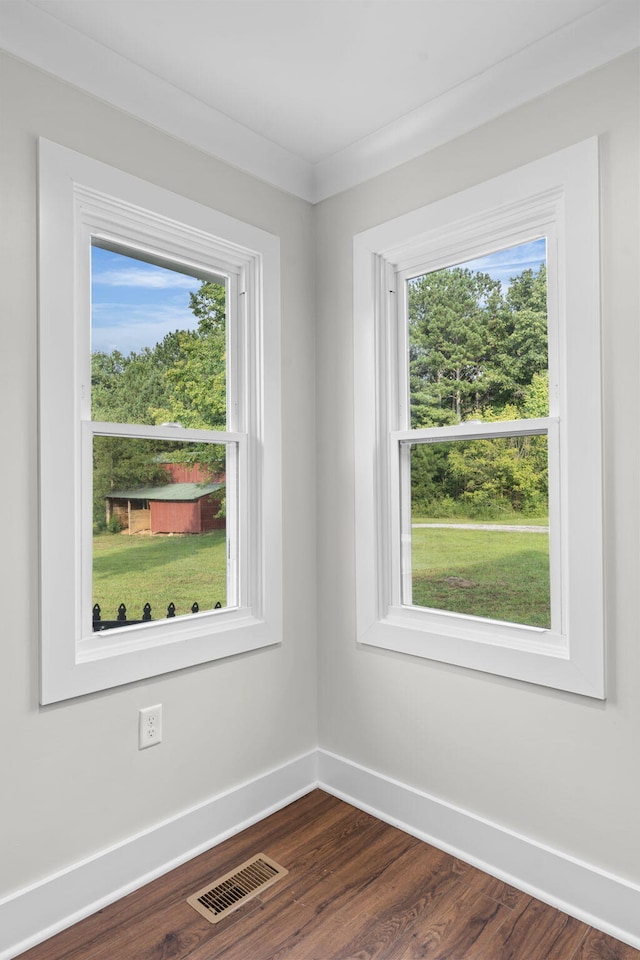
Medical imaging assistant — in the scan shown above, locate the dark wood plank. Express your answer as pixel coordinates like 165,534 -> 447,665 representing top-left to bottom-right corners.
462,866 -> 529,911
17,790 -> 337,960
469,894 -> 589,960
304,848 -> 526,960
575,928 -> 640,960
54,793 -> 391,960
392,888 -> 511,960
332,881 -> 511,960
261,839 -> 454,959
15,790 -> 639,960
192,807 -> 418,960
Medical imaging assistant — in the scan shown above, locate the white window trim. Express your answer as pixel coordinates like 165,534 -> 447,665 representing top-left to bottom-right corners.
38,139 -> 282,703
353,138 -> 604,698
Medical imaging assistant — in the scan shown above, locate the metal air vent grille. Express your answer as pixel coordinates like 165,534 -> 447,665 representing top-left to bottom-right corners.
186,854 -> 288,924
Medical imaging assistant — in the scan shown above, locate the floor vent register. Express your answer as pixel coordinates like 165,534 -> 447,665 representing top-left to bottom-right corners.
187,854 -> 288,924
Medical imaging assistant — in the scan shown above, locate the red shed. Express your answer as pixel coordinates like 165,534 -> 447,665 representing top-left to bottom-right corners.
106,481 -> 224,534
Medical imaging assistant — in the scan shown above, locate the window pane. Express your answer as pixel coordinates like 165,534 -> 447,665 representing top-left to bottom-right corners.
407,239 -> 548,428
91,242 -> 227,429
92,436 -> 234,630
401,436 -> 550,628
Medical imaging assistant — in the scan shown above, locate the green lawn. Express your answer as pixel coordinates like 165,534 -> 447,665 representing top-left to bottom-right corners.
93,531 -> 227,621
93,523 -> 550,630
410,525 -> 551,627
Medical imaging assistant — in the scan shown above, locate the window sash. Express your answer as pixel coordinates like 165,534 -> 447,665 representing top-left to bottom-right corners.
388,229 -> 561,639
79,214 -> 247,648
80,222 -> 244,433
80,422 -> 246,652
395,225 -> 560,430
391,418 -> 561,633
391,418 -> 555,443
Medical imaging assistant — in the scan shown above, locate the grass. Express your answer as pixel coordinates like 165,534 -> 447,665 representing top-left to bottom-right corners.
93,522 -> 551,629
410,525 -> 551,627
93,531 -> 227,621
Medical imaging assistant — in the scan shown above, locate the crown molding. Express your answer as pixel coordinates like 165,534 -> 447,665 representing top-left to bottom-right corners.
0,1 -> 638,204
0,1 -> 316,201
313,2 -> 640,201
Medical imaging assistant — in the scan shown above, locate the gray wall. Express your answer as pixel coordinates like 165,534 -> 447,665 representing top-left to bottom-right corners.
315,50 -> 640,884
0,51 -> 317,897
2,43 -> 639,904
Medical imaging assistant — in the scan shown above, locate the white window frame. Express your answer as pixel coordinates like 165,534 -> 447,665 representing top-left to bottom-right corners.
353,139 -> 604,698
38,139 -> 282,703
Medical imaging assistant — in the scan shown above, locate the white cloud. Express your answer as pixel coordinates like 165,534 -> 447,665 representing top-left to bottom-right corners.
454,239 -> 546,290
91,302 -> 198,354
93,266 -> 198,290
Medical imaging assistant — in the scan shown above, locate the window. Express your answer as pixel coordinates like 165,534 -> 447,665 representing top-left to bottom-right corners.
90,242 -> 234,627
399,239 -> 553,629
353,139 -> 604,697
38,139 -> 282,703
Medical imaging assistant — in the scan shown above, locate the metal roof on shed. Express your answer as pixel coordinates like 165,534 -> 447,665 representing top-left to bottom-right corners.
106,482 -> 223,502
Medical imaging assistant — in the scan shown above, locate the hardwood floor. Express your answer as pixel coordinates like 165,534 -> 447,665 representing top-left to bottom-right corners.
17,790 -> 639,960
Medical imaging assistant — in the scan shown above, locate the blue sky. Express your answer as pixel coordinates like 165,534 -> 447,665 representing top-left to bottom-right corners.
453,237 -> 546,288
92,237 -> 547,356
91,245 -> 203,354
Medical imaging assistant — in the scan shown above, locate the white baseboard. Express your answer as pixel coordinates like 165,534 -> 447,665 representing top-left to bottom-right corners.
3,747 -> 639,958
317,748 -> 640,951
0,750 -> 317,960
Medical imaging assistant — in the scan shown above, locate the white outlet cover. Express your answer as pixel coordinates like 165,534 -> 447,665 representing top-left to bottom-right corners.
138,704 -> 162,749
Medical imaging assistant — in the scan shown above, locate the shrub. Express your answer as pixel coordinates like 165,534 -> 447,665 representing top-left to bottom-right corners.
107,514 -> 124,534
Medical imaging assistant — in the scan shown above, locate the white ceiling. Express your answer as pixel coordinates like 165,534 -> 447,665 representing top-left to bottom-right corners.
18,0 -> 612,162
1,1 -> 638,200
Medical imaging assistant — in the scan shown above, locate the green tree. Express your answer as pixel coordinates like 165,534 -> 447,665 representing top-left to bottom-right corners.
91,282 -> 228,529
91,333 -> 187,530
150,282 -> 226,430
408,267 -> 504,426
92,436 -> 171,530
491,265 -> 548,409
407,261 -> 549,518
91,330 -> 184,425
445,431 -> 547,518
149,281 -> 226,479
407,262 -> 548,427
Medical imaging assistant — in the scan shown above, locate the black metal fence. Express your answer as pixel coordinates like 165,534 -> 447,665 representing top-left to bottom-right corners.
92,600 -> 222,631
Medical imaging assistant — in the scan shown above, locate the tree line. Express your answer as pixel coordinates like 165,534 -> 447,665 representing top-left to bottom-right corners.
92,264 -> 549,529
408,263 -> 549,519
91,282 -> 226,530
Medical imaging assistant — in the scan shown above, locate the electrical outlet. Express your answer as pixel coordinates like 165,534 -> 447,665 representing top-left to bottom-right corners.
138,704 -> 162,749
